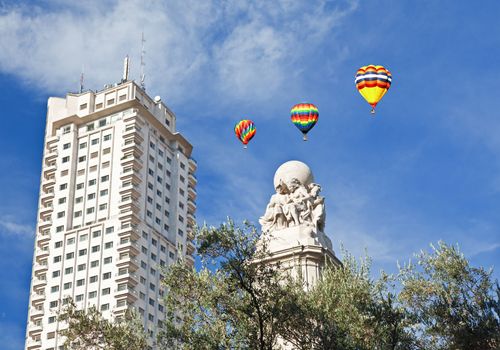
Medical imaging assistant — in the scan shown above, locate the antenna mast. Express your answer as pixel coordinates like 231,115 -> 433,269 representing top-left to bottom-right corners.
79,65 -> 84,93
122,55 -> 130,82
140,32 -> 146,90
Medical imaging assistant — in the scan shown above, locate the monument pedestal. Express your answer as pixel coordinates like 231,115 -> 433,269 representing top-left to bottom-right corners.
259,224 -> 341,289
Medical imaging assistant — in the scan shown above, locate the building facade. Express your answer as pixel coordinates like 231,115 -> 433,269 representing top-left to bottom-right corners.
25,81 -> 197,350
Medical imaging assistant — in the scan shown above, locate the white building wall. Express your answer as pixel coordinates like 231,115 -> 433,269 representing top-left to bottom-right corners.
25,81 -> 197,350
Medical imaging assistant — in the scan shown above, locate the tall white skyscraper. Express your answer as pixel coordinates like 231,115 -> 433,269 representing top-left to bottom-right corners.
25,80 -> 197,350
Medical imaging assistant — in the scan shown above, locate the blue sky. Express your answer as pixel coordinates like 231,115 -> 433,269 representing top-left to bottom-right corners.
1,0 -> 500,348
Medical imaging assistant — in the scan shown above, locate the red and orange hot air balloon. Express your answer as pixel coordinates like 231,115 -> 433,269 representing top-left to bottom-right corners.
355,65 -> 392,115
234,119 -> 256,149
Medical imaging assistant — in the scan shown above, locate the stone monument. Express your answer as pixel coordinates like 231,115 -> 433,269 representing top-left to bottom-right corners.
258,160 -> 341,289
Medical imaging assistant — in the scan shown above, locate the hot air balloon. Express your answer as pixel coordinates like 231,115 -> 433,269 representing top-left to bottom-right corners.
290,103 -> 319,141
234,119 -> 256,149
355,65 -> 392,115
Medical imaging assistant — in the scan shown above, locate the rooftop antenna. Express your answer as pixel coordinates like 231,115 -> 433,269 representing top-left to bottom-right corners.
140,32 -> 146,90
79,65 -> 85,93
122,55 -> 130,82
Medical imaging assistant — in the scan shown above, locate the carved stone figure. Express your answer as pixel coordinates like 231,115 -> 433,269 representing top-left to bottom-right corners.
260,163 -> 326,234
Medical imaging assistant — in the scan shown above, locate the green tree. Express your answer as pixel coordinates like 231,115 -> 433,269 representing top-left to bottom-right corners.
57,299 -> 147,350
158,220 -> 291,350
399,241 -> 500,350
159,221 -> 415,350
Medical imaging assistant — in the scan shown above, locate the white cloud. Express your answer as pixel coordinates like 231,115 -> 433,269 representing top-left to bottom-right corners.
0,217 -> 34,238
0,0 -> 357,107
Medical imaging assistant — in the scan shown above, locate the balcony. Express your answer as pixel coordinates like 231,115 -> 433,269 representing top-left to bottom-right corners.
33,263 -> 48,273
41,177 -> 56,191
116,256 -> 139,271
32,276 -> 47,289
186,241 -> 196,256
119,168 -> 141,183
114,286 -> 138,303
121,141 -> 143,155
188,158 -> 197,172
37,231 -> 51,243
117,239 -> 140,256
40,190 -> 55,201
118,226 -> 140,241
115,271 -> 139,286
27,323 -> 43,336
26,338 -> 42,350
38,218 -> 52,230
45,149 -> 58,160
188,186 -> 197,200
39,203 -> 53,216
35,248 -> 49,258
43,163 -> 56,176
187,198 -> 196,212
120,156 -> 143,170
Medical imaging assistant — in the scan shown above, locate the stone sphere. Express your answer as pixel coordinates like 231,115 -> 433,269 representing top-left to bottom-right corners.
273,160 -> 314,189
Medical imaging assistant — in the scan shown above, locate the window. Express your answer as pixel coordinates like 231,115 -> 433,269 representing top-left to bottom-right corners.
79,249 -> 87,256
79,142 -> 87,149
90,165 -> 97,172
104,257 -> 112,264
52,270 -> 60,278
148,169 -> 154,176
102,161 -> 110,168
65,267 -> 73,274
160,245 -> 166,253
78,156 -> 86,163
87,193 -> 96,200
62,156 -> 69,163
149,298 -> 155,306
157,176 -> 162,184
53,256 -> 61,263
49,300 -> 58,308
119,94 -> 126,101
55,241 -> 62,248
61,169 -> 69,176
148,314 -> 154,321
93,230 -> 101,238
152,239 -> 157,247
141,261 -> 147,269
75,294 -> 84,302
151,253 -> 157,261
80,234 -> 88,241
78,264 -> 86,271
101,175 -> 109,182
147,210 -> 152,218
157,190 -> 162,197
76,279 -> 85,287
150,142 -> 155,149
86,207 -> 94,214
64,282 -> 72,290
103,148 -> 110,155
56,225 -> 64,233
101,303 -> 110,311
105,226 -> 114,234
80,103 -> 87,110
76,183 -> 84,190
88,291 -> 97,298
155,217 -> 161,225
58,197 -> 66,204
99,119 -> 106,127
178,229 -> 184,237
51,285 -> 59,293
92,245 -> 100,253
147,196 -> 153,204
96,102 -> 103,109
91,138 -> 99,145
107,98 -> 115,105
148,182 -> 154,190
100,189 -> 108,196
88,179 -> 96,186
89,276 -> 98,283
99,203 -> 107,211
103,272 -> 111,280
63,143 -> 70,149
91,151 -> 98,159
91,260 -> 99,268
74,211 -> 82,218
104,134 -> 111,141
104,242 -> 113,249
75,196 -> 83,203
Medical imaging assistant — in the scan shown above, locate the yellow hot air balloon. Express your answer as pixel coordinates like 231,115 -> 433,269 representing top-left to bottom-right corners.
355,65 -> 392,115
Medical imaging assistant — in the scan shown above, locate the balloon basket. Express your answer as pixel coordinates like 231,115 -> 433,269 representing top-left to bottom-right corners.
303,135 -> 308,141
370,108 -> 376,116
243,145 -> 248,149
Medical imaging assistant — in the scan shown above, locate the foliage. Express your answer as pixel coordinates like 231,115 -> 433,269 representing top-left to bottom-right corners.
399,241 -> 500,350
58,299 -> 147,350
278,251 -> 416,350
158,220 -> 291,349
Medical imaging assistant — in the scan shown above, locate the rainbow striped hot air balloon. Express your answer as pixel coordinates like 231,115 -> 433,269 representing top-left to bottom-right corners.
290,103 -> 319,141
355,65 -> 392,115
234,119 -> 256,149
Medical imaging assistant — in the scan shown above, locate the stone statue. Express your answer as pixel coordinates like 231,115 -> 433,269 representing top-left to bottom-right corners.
259,169 -> 326,234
